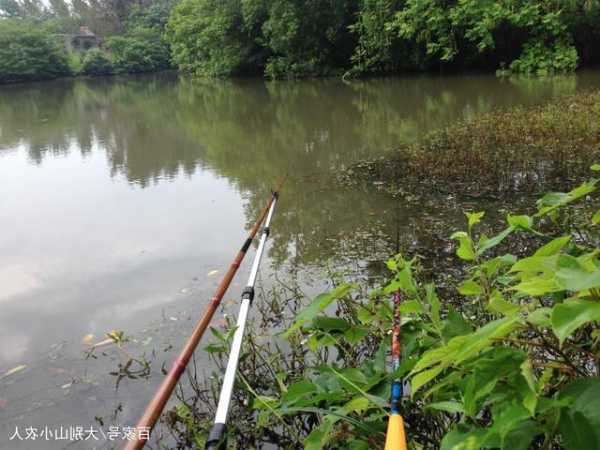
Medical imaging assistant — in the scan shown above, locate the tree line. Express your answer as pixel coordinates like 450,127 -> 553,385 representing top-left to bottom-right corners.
0,0 -> 173,82
2,0 -> 600,83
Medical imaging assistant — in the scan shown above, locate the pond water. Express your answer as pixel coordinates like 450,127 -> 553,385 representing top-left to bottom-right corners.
1,71 -> 600,449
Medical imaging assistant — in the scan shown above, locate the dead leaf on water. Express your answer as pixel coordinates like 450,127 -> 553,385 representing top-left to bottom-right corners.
82,334 -> 94,345
0,398 -> 7,409
1,364 -> 27,380
91,338 -> 114,348
207,270 -> 219,278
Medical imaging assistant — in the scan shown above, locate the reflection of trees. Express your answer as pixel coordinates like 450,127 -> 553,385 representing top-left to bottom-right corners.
0,73 -> 586,269
171,75 -> 581,269
0,75 -> 204,186
348,74 -> 582,145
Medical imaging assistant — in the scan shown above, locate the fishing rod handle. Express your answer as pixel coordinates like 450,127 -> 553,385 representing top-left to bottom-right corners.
384,415 -> 407,450
205,423 -> 227,450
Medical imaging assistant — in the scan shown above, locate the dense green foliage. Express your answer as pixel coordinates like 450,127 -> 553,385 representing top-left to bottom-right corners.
185,170 -> 600,449
165,0 -> 600,78
0,0 -> 173,82
80,48 -> 113,75
105,1 -> 172,73
3,0 -> 600,81
0,19 -> 70,82
107,30 -> 170,74
164,0 -> 262,77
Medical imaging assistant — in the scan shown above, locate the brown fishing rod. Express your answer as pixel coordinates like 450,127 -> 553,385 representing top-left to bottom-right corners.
125,177 -> 286,450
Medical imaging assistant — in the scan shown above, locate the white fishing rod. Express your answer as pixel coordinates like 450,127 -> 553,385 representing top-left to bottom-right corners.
205,192 -> 278,450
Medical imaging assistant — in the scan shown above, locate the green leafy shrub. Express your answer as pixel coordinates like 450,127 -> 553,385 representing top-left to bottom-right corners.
189,169 -> 599,449
508,41 -> 579,76
165,0 -> 355,78
173,168 -> 600,449
165,0 -> 261,77
163,0 -> 600,77
80,49 -> 113,76
107,30 -> 170,74
0,19 -> 71,83
103,0 -> 173,75
67,52 -> 83,75
390,0 -> 580,75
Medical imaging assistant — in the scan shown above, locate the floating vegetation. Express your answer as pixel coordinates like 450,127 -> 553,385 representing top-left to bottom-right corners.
0,364 -> 27,381
340,91 -> 600,196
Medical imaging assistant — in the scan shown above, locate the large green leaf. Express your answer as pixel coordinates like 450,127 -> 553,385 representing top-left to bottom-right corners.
507,214 -> 534,232
502,420 -> 540,450
411,317 -> 520,394
458,279 -> 484,296
399,299 -> 423,314
451,231 -> 475,261
534,236 -> 571,256
510,255 -> 559,275
427,400 -> 465,414
426,283 -> 441,327
281,380 -> 316,406
284,284 -> 356,337
536,180 -> 597,217
304,414 -> 338,450
348,441 -> 369,450
492,404 -> 531,446
466,211 -> 485,230
559,378 -> 600,450
441,308 -> 472,341
411,364 -> 445,395
555,266 -> 600,291
441,426 -> 491,450
512,276 -> 563,296
526,307 -> 551,327
551,299 -> 600,344
311,316 -> 351,332
477,226 -> 514,256
488,291 -> 519,316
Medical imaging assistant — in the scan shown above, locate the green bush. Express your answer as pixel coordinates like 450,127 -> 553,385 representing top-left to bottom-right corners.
0,20 -> 71,83
508,41 -> 579,76
165,0 -> 355,78
80,49 -> 114,76
164,0 -> 600,77
67,52 -> 83,75
107,30 -> 170,74
165,0 -> 262,77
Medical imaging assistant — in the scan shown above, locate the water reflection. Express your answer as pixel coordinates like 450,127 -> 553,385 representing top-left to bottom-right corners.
1,72 -> 592,185
2,72 -> 599,269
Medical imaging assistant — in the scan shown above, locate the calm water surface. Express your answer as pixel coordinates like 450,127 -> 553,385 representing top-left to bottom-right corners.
1,72 -> 600,449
